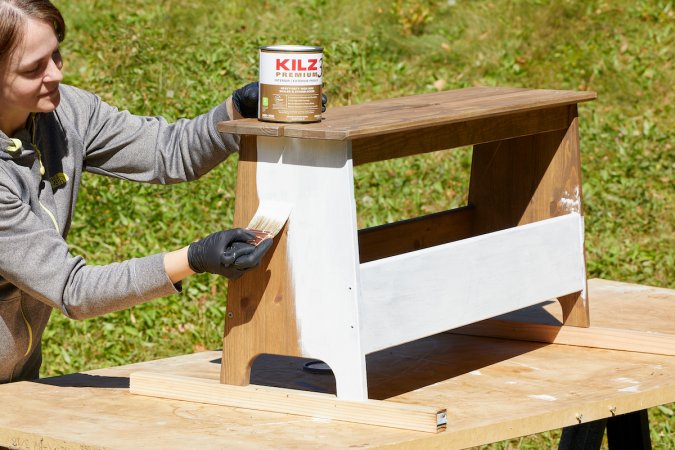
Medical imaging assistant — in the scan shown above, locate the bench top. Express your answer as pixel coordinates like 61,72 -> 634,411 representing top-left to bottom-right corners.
218,86 -> 596,141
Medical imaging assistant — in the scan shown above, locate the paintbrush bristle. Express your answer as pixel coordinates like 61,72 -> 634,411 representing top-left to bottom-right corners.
246,201 -> 293,240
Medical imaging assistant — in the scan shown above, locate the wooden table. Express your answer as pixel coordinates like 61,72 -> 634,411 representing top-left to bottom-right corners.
1,279 -> 673,449
216,87 -> 597,400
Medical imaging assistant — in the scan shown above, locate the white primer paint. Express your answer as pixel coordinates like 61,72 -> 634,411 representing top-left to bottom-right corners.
558,186 -> 581,213
619,385 -> 641,393
253,136 -> 588,401
528,394 -> 558,402
255,136 -> 367,400
578,215 -> 588,303
359,213 -> 586,354
512,362 -> 543,372
311,418 -> 333,424
469,370 -> 482,376
614,377 -> 639,384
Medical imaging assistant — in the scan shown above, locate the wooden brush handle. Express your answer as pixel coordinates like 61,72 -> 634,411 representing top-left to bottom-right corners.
246,229 -> 273,246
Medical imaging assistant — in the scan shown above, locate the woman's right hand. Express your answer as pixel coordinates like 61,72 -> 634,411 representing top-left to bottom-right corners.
187,229 -> 273,280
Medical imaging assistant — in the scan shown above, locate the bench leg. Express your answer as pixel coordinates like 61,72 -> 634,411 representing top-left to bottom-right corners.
221,136 -> 302,386
222,136 -> 369,400
468,107 -> 584,233
470,106 -> 590,325
558,290 -> 590,327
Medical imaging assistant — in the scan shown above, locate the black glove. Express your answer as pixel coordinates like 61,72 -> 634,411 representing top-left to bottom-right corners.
187,228 -> 273,280
232,82 -> 259,119
232,81 -> 328,118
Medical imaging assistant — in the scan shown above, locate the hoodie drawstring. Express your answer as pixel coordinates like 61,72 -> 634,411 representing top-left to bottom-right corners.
30,114 -> 46,176
29,114 -> 60,234
7,138 -> 23,155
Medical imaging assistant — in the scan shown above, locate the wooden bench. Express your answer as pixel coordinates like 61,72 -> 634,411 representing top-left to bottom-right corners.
217,86 -> 597,400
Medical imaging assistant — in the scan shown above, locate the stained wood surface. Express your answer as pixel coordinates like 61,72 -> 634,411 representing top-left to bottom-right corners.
218,87 -> 596,141
468,109 -> 583,234
350,104 -> 572,165
0,279 -> 672,450
358,206 -> 475,263
468,108 -> 590,326
221,136 -> 302,386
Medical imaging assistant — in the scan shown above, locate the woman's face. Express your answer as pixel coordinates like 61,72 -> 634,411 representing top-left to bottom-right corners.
0,17 -> 63,132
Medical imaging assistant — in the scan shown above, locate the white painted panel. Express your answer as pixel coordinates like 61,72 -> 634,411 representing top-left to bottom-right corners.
359,213 -> 586,354
256,136 -> 368,400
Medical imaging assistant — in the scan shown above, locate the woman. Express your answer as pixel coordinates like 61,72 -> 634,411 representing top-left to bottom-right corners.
0,0 -> 272,383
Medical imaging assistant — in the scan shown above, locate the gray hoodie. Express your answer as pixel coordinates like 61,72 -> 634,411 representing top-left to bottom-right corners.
0,84 -> 238,383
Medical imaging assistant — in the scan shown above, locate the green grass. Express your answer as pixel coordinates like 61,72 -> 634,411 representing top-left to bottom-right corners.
42,0 -> 674,448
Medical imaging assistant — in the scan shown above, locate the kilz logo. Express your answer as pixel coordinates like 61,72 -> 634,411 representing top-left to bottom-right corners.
275,59 -> 320,71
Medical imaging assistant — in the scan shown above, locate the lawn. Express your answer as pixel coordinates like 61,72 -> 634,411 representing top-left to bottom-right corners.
44,0 -> 674,447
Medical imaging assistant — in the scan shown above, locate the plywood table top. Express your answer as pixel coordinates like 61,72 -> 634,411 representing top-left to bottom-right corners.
1,279 -> 672,450
217,86 -> 596,141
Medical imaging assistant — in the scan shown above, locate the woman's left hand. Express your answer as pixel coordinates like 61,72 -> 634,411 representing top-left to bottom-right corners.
232,81 -> 328,119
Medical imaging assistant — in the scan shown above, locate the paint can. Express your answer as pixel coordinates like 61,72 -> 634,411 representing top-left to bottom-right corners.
258,45 -> 323,123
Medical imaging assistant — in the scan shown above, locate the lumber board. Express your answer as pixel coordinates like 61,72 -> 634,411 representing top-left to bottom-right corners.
358,206 -> 474,263
501,279 -> 675,335
359,213 -> 585,354
351,105 -> 571,165
217,87 -> 596,141
450,319 -> 675,356
129,372 -> 447,433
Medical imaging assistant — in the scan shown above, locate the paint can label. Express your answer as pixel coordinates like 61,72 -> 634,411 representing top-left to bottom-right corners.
259,45 -> 323,123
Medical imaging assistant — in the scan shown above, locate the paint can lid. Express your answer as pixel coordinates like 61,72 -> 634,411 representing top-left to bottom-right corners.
260,45 -> 323,52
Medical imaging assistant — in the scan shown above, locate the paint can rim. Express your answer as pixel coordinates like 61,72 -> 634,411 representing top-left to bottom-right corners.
260,45 -> 323,52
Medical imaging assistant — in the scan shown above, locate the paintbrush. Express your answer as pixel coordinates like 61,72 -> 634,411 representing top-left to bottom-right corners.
245,201 -> 293,245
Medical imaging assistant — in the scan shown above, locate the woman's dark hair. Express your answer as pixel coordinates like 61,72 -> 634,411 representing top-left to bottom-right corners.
0,0 -> 65,68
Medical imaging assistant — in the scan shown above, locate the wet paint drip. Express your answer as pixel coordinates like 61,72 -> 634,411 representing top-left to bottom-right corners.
258,45 -> 323,123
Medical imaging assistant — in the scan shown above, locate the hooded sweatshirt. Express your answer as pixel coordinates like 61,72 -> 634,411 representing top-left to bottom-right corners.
0,84 -> 238,383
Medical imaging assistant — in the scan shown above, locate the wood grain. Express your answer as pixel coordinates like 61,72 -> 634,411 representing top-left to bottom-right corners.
351,105 -> 570,165
450,319 -> 675,356
217,120 -> 285,137
492,280 -> 675,334
221,135 -> 301,386
218,87 -> 596,141
130,372 -> 447,433
468,107 -> 589,326
556,107 -> 590,327
358,206 -> 474,263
